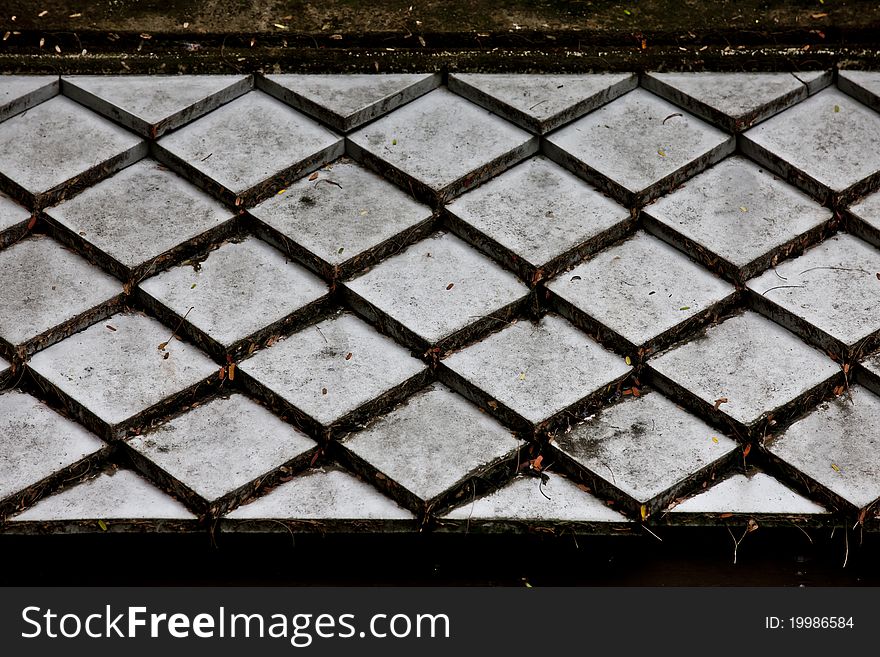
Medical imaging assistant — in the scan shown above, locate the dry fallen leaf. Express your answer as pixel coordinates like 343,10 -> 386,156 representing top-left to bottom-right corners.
308,172 -> 319,181
713,397 -> 729,410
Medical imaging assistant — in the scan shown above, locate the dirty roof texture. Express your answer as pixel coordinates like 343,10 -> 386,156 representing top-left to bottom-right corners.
1,70 -> 880,543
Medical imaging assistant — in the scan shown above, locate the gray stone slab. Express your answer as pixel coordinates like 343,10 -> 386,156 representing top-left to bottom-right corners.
543,88 -> 734,206
44,159 -> 237,282
741,88 -> 880,204
155,90 -> 343,206
0,389 -> 106,502
347,88 -> 538,202
127,393 -> 316,508
642,72 -> 811,132
670,472 -> 827,515
649,311 -> 839,431
0,96 -> 146,207
0,236 -> 122,355
838,70 -> 880,112
28,312 -> 218,438
848,189 -> 880,250
62,74 -> 252,138
748,234 -> 880,353
861,352 -> 880,397
795,70 -> 834,95
342,383 -> 522,507
139,237 -> 329,357
643,156 -> 833,281
442,314 -> 631,429
259,73 -> 440,132
443,474 -> 629,523
769,385 -> 880,510
546,231 -> 736,354
344,232 -> 530,350
448,73 -> 637,134
554,391 -> 737,508
0,190 -> 31,248
0,75 -> 59,122
445,155 -> 631,281
249,158 -> 434,280
223,467 -> 415,531
239,311 -> 427,432
8,469 -> 197,530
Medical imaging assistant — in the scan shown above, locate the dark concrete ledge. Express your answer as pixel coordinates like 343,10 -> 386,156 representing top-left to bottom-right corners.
1,1 -> 879,73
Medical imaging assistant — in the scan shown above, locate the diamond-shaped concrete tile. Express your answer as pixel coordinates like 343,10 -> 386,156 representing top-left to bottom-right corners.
649,311 -> 840,436
544,88 -> 734,206
259,73 -> 440,132
0,390 -> 107,513
643,156 -> 833,281
669,472 -> 827,516
341,383 -> 522,513
239,312 -> 428,437
547,232 -> 736,355
0,236 -> 122,358
62,74 -> 252,138
344,232 -> 530,351
0,96 -> 146,208
848,189 -> 880,250
441,314 -> 631,433
445,156 -> 632,282
6,469 -> 197,533
553,391 -> 738,515
249,158 -> 434,280
859,351 -> 880,398
747,234 -> 880,356
642,71 -> 818,132
347,88 -> 538,202
0,75 -> 58,122
741,88 -> 880,204
155,90 -> 343,206
838,70 -> 880,112
44,159 -> 237,282
139,237 -> 330,359
222,467 -> 415,532
28,312 -> 218,440
769,385 -> 880,511
127,393 -> 317,514
448,72 -> 636,134
441,474 -> 629,531
0,190 -> 31,248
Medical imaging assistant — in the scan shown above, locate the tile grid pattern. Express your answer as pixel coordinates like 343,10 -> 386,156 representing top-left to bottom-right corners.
1,70 -> 880,536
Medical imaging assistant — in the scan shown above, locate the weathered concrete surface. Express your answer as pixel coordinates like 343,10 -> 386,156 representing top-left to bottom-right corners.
544,88 -> 735,205
643,155 -> 833,281
848,189 -> 880,250
127,393 -> 315,506
670,471 -> 827,515
0,236 -> 121,354
641,71 -> 827,132
448,73 -> 636,134
44,159 -> 236,282
769,385 -> 880,510
648,311 -> 839,430
0,191 -> 29,242
446,155 -> 630,281
341,383 -> 522,507
155,90 -> 343,205
139,237 -> 329,354
0,96 -> 146,207
442,314 -> 630,427
344,232 -> 529,349
748,234 -> 880,353
28,312 -> 218,437
347,88 -> 538,202
239,312 -> 426,430
62,74 -> 252,137
838,70 -> 880,112
0,75 -> 58,122
259,73 -> 440,132
554,391 -> 737,508
741,88 -> 880,204
547,231 -> 735,353
249,157 -> 434,280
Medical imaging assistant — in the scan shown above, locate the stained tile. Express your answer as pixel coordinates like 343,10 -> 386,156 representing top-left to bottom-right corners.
0,75 -> 58,122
